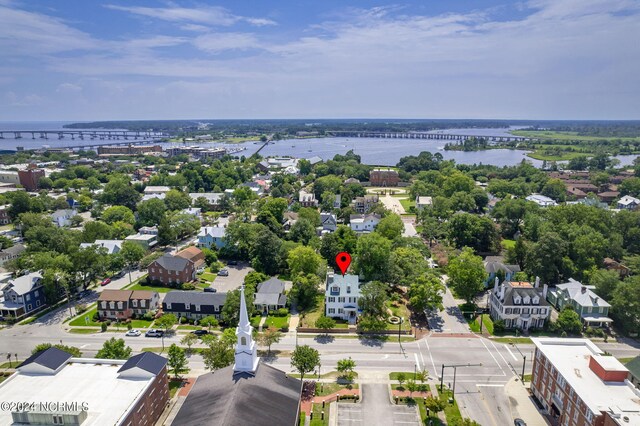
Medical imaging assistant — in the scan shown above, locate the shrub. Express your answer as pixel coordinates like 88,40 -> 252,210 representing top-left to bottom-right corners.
76,304 -> 88,314
92,312 -> 100,322
143,312 -> 154,321
101,322 -> 108,332
127,323 -> 132,330
181,283 -> 196,291
281,326 -> 289,332
493,319 -> 505,333
105,320 -> 112,326
274,308 -> 289,317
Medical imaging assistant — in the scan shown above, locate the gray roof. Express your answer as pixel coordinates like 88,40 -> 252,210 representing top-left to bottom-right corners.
500,282 -> 548,307
163,290 -> 227,306
256,277 -> 285,295
189,193 -> 224,204
198,226 -> 226,238
0,244 -> 25,256
118,352 -> 167,375
172,363 -> 301,426
7,271 -> 42,295
154,253 -> 190,272
484,257 -> 521,274
254,293 -> 287,307
554,279 -> 611,308
19,347 -> 71,371
625,356 -> 640,379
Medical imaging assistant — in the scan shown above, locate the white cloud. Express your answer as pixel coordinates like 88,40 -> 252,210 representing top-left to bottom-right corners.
193,33 -> 260,53
104,4 -> 276,27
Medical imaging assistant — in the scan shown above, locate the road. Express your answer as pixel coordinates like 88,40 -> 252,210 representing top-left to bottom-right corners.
1,299 -> 639,426
380,194 -> 406,215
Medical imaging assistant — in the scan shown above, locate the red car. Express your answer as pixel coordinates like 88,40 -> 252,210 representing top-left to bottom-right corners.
100,278 -> 111,286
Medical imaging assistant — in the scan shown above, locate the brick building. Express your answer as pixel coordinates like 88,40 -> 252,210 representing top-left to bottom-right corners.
97,289 -> 159,320
148,247 -> 204,286
97,145 -> 163,155
17,167 -> 45,191
369,168 -> 400,186
530,338 -> 640,426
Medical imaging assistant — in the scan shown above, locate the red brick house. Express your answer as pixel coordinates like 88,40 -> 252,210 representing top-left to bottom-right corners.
17,167 -> 45,192
147,247 -> 205,286
369,168 -> 400,187
98,289 -> 159,320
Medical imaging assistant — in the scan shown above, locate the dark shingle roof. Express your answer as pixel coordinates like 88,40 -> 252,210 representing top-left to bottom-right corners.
625,356 -> 640,379
257,277 -> 285,295
118,352 -> 167,375
19,347 -> 72,371
172,363 -> 301,426
163,290 -> 227,306
155,253 -> 190,272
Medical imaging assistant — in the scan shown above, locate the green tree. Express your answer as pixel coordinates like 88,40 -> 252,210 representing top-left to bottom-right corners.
167,343 -> 189,379
447,213 -> 500,253
96,337 -> 132,359
81,220 -> 114,242
136,198 -> 167,227
290,345 -> 321,380
525,232 -> 568,284
101,206 -> 135,225
259,197 -> 289,223
202,336 -> 235,371
337,357 -> 356,382
258,329 -> 283,356
287,246 -> 324,277
180,333 -> 198,353
376,214 -> 404,240
101,176 -> 140,210
156,313 -> 177,351
320,225 -> 358,268
199,316 -> 219,331
120,240 -> 145,283
221,288 -> 255,327
447,247 -> 486,304
555,306 -> 582,335
288,218 -> 316,245
389,247 -> 429,286
355,232 -> 392,281
589,269 -> 620,302
250,228 -> 282,275
409,275 -> 445,313
164,189 -> 192,211
424,396 -> 446,415
397,372 -> 406,386
359,281 -> 389,318
32,343 -> 82,357
541,178 -> 567,202
290,273 -> 321,311
610,276 -> 640,335
315,316 -> 336,334
406,379 -> 417,398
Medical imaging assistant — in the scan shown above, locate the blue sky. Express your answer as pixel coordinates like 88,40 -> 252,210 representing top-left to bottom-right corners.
1,0 -> 639,121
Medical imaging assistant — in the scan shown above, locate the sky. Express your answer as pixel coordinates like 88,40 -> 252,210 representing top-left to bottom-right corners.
1,0 -> 639,121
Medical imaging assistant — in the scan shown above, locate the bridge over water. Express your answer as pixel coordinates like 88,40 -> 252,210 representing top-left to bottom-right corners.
327,131 -> 537,142
0,130 -> 169,141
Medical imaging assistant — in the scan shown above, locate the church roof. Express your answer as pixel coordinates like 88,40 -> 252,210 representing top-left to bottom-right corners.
172,363 -> 302,426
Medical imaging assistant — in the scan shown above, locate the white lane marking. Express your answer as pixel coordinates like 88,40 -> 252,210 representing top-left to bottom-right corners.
479,337 -> 506,375
504,345 -> 518,361
417,340 -> 426,368
414,353 -> 421,371
488,339 -> 513,371
422,337 -> 438,378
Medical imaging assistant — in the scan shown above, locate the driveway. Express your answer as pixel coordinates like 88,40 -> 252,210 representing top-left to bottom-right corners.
96,270 -> 147,293
380,194 -> 406,215
210,262 -> 253,293
401,216 -> 417,237
338,384 -> 419,426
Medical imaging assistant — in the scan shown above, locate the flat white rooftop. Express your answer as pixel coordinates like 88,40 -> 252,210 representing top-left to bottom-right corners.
532,338 -> 640,422
0,359 -> 154,426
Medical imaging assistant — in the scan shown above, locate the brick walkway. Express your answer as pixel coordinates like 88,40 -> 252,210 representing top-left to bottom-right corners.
300,388 -> 360,415
177,377 -> 197,397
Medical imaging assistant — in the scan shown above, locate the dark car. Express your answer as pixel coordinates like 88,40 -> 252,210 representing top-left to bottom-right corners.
203,287 -> 217,293
191,329 -> 210,336
227,260 -> 238,266
514,419 -> 527,426
145,329 -> 164,338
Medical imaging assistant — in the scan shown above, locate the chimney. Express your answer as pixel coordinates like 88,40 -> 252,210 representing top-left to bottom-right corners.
534,276 -> 540,288
581,286 -> 587,294
494,277 -> 499,293
543,284 -> 548,299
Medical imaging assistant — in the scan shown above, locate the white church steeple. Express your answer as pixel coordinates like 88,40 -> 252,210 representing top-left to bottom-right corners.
233,285 -> 259,374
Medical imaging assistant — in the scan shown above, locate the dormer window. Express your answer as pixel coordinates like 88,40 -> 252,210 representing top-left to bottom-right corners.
523,296 -> 530,304
140,300 -> 146,307
514,297 -> 521,305
110,301 -> 115,309
132,299 -> 138,307
532,296 -> 539,305
186,303 -> 191,310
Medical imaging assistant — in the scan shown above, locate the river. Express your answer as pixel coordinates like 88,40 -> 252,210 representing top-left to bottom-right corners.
0,122 -> 637,168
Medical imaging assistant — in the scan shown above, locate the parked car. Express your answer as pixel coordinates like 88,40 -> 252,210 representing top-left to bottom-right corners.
145,329 -> 164,337
113,271 -> 125,279
227,260 -> 238,266
203,287 -> 217,293
191,329 -> 209,336
218,269 -> 229,276
126,329 -> 141,337
100,278 -> 111,286
514,419 -> 527,426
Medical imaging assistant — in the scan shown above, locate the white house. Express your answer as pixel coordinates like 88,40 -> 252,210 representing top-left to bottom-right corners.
299,190 -> 318,208
617,195 -> 640,210
415,196 -> 433,211
488,277 -> 551,331
143,186 -> 171,195
349,213 -> 381,233
525,194 -> 557,207
325,272 -> 362,323
51,209 -> 77,227
197,226 -> 226,250
181,207 -> 202,218
79,240 -> 123,255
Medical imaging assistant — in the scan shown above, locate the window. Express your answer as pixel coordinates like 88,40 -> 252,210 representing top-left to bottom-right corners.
102,301 -> 107,308
540,309 -> 546,315
338,297 -> 345,303
347,286 -> 351,294
186,303 -> 191,310
166,303 -> 172,310
331,286 -> 339,294
328,308 -> 335,314
132,299 -> 138,307
36,300 -> 41,307
25,294 -> 30,301
338,308 -> 343,314
35,290 -> 39,297
505,308 -> 512,314
195,305 -> 200,312
532,308 -> 538,314
241,337 -> 246,345
513,308 -> 520,314
140,300 -> 146,307
586,410 -> 593,422
110,301 -> 115,309
27,304 -> 32,311
523,308 -> 530,314
117,301 -> 123,309
328,297 -> 335,303
52,415 -> 64,424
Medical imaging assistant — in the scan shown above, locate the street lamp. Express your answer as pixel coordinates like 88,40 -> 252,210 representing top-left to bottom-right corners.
440,363 -> 482,400
511,342 -> 527,383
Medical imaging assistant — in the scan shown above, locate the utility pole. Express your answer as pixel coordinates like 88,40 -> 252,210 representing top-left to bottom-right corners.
440,363 -> 482,399
511,342 -> 527,382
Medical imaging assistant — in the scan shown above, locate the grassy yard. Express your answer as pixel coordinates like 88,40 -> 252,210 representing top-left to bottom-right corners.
468,314 -> 494,334
389,372 -> 416,380
501,239 -> 516,250
69,306 -> 99,326
177,325 -> 201,330
439,387 -> 463,425
491,337 -> 533,344
386,300 -> 412,331
126,282 -> 174,293
199,272 -> 217,282
264,315 -> 290,330
250,315 -> 262,328
130,319 -> 154,328
0,360 -> 22,368
315,382 -> 358,396
68,328 -> 100,334
299,294 -> 325,328
169,379 -> 186,398
309,402 -> 330,426
511,130 -> 640,143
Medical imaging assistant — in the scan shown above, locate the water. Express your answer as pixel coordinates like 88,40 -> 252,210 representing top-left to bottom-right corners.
0,122 -> 637,168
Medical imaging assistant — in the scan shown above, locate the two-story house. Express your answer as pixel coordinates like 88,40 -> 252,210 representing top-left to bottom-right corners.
97,290 -> 160,320
352,195 -> 379,213
79,240 -> 123,255
0,205 -> 10,225
254,277 -> 287,313
0,271 -> 45,319
299,190 -> 318,208
325,272 -> 362,324
0,244 -> 25,267
488,278 -> 550,331
349,214 -> 381,233
483,256 -> 521,287
148,255 -> 195,285
162,291 -> 227,321
320,212 -> 337,233
175,246 -> 205,273
617,195 -> 640,210
546,278 -> 612,328
197,226 -> 226,250
51,209 -> 77,227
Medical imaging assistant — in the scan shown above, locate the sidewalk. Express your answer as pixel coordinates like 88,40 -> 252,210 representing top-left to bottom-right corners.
504,376 -> 548,426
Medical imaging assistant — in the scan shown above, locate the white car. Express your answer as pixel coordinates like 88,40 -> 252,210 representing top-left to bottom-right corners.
125,329 -> 141,337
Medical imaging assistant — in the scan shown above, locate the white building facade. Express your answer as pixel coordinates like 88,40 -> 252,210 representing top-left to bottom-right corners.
324,272 -> 362,323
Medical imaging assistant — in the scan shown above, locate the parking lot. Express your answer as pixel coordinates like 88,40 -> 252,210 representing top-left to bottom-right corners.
210,262 -> 253,293
337,384 -> 419,426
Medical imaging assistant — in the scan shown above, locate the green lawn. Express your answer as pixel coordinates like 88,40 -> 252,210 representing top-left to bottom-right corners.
130,319 -> 154,328
399,198 -> 415,211
299,294 -> 325,328
199,272 -> 217,282
69,306 -> 99,326
468,314 -> 494,334
250,315 -> 262,328
491,337 -> 533,344
439,387 -> 463,425
314,382 -> 358,396
0,360 -> 22,368
126,282 -> 174,293
386,300 -> 412,331
389,372 -> 416,380
68,328 -> 100,334
309,402 -> 330,426
511,130 -> 640,143
177,325 -> 201,330
501,239 -> 516,250
619,357 -> 635,364
169,379 -> 185,398
264,315 -> 290,330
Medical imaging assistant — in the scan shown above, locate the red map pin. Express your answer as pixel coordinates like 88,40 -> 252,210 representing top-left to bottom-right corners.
335,252 -> 352,276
